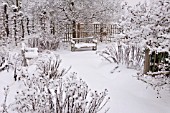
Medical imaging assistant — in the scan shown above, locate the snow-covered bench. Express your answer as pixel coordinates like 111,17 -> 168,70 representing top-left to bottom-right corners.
71,37 -> 97,51
21,42 -> 38,59
24,48 -> 38,59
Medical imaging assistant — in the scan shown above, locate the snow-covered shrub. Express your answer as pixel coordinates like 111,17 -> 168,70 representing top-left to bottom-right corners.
120,0 -> 170,74
0,56 -> 8,72
137,73 -> 170,98
0,31 -> 7,46
98,42 -> 144,70
39,32 -> 60,50
0,47 -> 24,73
0,86 -> 10,113
27,32 -> 60,51
120,0 -> 170,94
37,54 -> 70,79
0,47 -> 9,72
10,73 -> 110,113
6,53 -> 109,112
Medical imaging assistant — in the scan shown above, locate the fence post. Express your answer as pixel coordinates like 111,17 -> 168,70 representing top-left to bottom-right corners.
77,23 -> 80,38
143,48 -> 150,74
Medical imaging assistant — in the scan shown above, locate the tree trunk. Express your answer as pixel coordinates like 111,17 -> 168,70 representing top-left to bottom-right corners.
21,50 -> 28,67
4,4 -> 9,37
100,26 -> 103,42
32,18 -> 35,33
143,48 -> 150,74
5,14 -> 9,37
72,20 -> 76,38
21,18 -> 24,39
131,45 -> 135,60
26,17 -> 30,35
14,14 -> 17,46
16,0 -> 19,7
50,20 -> 55,35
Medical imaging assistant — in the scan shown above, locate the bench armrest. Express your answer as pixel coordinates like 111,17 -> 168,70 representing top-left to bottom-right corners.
92,39 -> 97,43
71,39 -> 75,44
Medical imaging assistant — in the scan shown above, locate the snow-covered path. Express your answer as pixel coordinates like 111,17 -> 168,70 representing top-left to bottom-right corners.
0,44 -> 170,113
59,46 -> 170,113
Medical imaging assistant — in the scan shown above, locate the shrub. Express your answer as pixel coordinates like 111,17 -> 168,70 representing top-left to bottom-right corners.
36,54 -> 71,79
6,55 -> 110,113
28,32 -> 60,51
98,42 -> 144,70
10,73 -> 110,113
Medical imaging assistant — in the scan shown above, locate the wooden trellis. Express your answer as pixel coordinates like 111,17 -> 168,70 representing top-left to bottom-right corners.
62,22 -> 122,42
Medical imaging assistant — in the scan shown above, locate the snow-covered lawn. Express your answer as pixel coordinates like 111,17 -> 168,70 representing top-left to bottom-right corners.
59,44 -> 170,113
0,43 -> 170,113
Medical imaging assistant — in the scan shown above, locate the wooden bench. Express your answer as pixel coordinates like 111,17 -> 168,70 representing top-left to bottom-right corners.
24,48 -> 38,59
71,37 -> 97,51
22,42 -> 38,59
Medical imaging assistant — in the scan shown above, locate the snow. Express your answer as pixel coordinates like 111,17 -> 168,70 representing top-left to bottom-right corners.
0,60 -> 7,70
0,43 -> 170,113
160,33 -> 170,39
74,43 -> 96,48
113,33 -> 126,38
124,0 -> 149,6
2,3 -> 8,6
24,48 -> 38,59
11,5 -> 18,9
59,43 -> 170,113
93,22 -> 100,24
108,22 -> 118,24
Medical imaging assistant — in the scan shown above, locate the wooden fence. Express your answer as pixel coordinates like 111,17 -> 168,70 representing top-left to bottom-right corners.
149,51 -> 169,74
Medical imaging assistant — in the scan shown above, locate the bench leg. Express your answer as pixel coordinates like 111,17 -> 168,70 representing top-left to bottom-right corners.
71,46 -> 75,51
92,46 -> 97,50
71,47 -> 74,51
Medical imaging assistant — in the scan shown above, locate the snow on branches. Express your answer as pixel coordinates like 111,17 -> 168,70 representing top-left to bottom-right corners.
119,0 -> 170,95
98,42 -> 144,71
0,52 -> 110,113
27,32 -> 60,51
0,47 -> 10,72
0,86 -> 10,113
120,0 -> 170,52
10,73 -> 110,113
120,0 -> 170,74
36,54 -> 70,79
